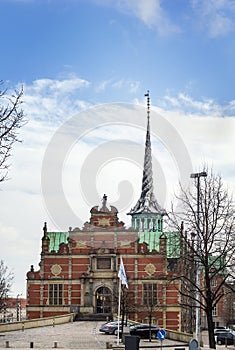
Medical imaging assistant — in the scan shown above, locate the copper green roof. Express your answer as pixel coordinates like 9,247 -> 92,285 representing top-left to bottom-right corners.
47,232 -> 69,252
139,231 -> 180,258
207,254 -> 227,275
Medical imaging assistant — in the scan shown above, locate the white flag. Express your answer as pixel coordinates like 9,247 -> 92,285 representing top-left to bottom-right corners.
118,256 -> 128,288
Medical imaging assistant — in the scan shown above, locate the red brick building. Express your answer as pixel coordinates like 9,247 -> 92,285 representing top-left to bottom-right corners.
1,297 -> 26,322
26,93 -> 182,330
26,204 -> 181,329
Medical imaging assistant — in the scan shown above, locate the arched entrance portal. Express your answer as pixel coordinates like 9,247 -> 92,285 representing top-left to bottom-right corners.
96,287 -> 112,314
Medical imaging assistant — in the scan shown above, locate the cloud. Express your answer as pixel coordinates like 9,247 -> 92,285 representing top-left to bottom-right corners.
95,78 -> 140,94
28,76 -> 90,94
225,100 -> 235,114
22,75 -> 141,124
4,0 -> 235,39
129,81 -> 140,93
95,79 -> 113,92
191,0 -> 235,37
123,0 -> 180,35
21,75 -> 91,125
161,92 -> 225,116
94,0 -> 235,38
94,0 -> 180,36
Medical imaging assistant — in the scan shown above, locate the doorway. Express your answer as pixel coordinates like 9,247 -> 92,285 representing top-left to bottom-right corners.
96,286 -> 112,314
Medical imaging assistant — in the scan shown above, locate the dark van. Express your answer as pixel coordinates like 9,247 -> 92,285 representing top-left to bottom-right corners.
216,332 -> 234,345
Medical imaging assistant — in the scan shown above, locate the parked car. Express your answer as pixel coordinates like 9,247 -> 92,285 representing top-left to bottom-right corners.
99,321 -> 133,335
129,324 -> 159,339
216,332 -> 234,345
214,326 -> 230,333
114,322 -> 137,336
214,327 -> 230,336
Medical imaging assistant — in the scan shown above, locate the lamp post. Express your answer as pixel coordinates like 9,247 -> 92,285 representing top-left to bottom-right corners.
16,293 -> 22,322
190,171 -> 207,348
3,302 -> 6,323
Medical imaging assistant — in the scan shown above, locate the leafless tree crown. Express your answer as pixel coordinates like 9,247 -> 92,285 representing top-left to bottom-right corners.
0,260 -> 14,312
0,81 -> 25,182
168,167 -> 235,349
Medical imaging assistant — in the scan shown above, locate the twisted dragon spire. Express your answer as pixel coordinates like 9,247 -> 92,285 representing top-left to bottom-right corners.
128,91 -> 165,215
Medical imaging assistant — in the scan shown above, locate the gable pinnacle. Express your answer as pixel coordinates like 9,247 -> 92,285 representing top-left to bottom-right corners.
128,91 -> 165,215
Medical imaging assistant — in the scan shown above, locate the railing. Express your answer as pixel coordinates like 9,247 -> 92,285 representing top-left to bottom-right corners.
166,329 -> 193,343
0,313 -> 75,333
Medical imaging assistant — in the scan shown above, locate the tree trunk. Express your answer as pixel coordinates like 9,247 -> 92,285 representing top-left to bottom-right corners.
207,308 -> 216,349
149,312 -> 152,342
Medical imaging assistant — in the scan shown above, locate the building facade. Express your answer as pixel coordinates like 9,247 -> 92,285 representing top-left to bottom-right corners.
26,92 -> 183,330
26,207 -> 181,330
1,298 -> 26,323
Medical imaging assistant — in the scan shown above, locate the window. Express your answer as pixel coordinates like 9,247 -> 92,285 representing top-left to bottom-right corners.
97,258 -> 111,270
49,284 -> 63,305
212,305 -> 217,316
211,279 -> 217,287
143,283 -> 158,305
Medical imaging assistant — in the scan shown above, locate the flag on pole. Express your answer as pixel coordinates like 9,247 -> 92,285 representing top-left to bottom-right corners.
118,256 -> 128,288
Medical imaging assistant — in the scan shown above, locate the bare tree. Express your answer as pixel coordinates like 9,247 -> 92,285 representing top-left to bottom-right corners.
142,282 -> 160,341
117,282 -> 160,341
0,81 -> 25,182
0,260 -> 14,320
125,281 -> 160,341
168,167 -> 235,349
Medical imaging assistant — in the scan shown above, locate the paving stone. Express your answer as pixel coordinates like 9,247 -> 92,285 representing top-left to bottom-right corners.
1,322 -> 234,350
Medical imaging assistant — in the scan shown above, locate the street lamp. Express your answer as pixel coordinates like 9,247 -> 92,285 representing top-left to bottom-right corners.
190,171 -> 207,348
16,293 -> 22,322
3,302 -> 6,323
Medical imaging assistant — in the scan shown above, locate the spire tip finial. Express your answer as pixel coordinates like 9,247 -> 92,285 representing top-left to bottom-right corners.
144,90 -> 150,97
144,90 -> 150,120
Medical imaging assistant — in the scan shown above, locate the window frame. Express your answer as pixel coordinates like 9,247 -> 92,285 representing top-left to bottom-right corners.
143,283 -> 158,306
49,283 -> 63,305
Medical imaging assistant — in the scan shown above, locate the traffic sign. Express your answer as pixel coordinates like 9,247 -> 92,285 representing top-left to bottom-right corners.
157,329 -> 166,340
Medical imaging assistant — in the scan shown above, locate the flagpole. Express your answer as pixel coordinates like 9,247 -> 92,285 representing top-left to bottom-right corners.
117,255 -> 128,345
117,275 -> 121,345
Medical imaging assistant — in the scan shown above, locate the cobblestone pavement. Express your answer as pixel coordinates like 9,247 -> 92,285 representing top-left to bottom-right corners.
0,321 -> 112,349
0,321 -> 186,349
0,322 -> 234,350
0,321 -> 111,349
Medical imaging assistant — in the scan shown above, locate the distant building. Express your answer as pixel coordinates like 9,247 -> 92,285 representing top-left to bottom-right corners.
201,277 -> 235,329
1,298 -> 26,322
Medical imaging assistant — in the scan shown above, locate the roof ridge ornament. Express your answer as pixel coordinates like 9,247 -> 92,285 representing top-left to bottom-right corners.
128,90 -> 165,216
101,194 -> 108,212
